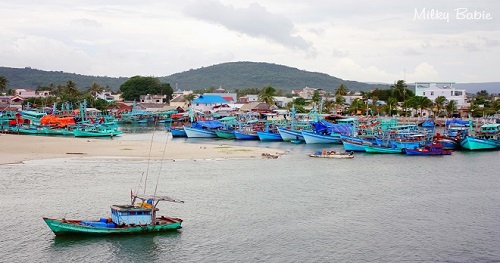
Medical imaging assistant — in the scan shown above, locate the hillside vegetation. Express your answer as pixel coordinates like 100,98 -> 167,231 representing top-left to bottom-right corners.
2,62 -> 388,93
161,62 -> 384,93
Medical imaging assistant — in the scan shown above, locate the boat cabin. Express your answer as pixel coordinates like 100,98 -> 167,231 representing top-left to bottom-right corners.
110,205 -> 154,225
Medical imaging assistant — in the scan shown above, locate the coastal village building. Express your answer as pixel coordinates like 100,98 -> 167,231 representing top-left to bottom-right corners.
191,95 -> 229,112
135,103 -> 176,112
140,94 -> 167,104
343,94 -> 364,105
204,92 -> 237,104
239,94 -> 259,103
414,82 -> 469,109
239,102 -> 272,113
169,95 -> 190,109
14,88 -> 51,98
273,96 -> 294,108
94,91 -> 117,102
292,87 -> 327,99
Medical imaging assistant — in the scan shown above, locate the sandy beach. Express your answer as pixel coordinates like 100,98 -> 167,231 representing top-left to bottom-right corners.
0,134 -> 285,165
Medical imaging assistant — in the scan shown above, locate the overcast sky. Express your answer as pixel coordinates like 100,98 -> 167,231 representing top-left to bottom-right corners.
1,0 -> 499,84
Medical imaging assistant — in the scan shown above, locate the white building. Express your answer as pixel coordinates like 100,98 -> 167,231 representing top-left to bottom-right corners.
140,94 -> 166,104
95,91 -> 116,102
414,82 -> 468,108
15,89 -> 51,98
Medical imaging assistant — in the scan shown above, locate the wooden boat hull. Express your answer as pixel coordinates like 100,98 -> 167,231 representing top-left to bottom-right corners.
433,137 -> 460,150
183,126 -> 218,138
308,153 -> 354,159
167,127 -> 187,137
73,129 -> 122,137
363,145 -> 404,154
233,131 -> 259,140
404,149 -> 452,155
277,127 -> 304,141
301,130 -> 341,144
43,217 -> 182,236
460,136 -> 499,150
340,135 -> 369,152
215,130 -> 236,139
256,131 -> 282,141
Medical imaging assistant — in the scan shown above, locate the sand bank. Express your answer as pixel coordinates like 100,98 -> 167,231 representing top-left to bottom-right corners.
0,134 -> 284,165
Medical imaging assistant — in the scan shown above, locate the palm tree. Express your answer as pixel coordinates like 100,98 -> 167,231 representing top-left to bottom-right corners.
334,83 -> 349,97
390,80 -> 407,102
386,97 -> 398,116
258,86 -> 276,105
64,80 -> 80,98
349,98 -> 365,115
0,75 -> 8,94
311,90 -> 321,109
87,82 -> 104,98
414,96 -> 433,117
446,100 -> 457,117
334,95 -> 346,114
434,96 -> 447,117
323,98 -> 335,114
184,93 -> 196,107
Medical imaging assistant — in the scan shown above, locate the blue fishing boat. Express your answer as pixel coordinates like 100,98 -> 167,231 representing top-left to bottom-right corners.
460,123 -> 500,150
340,135 -> 378,152
277,127 -> 304,141
301,130 -> 341,144
404,143 -> 452,156
432,133 -> 460,150
167,127 -> 187,137
256,123 -> 282,141
183,120 -> 225,138
234,131 -> 259,140
256,131 -> 282,141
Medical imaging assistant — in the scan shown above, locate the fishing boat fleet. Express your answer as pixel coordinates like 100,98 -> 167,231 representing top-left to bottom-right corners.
165,107 -> 500,154
1,102 -> 122,138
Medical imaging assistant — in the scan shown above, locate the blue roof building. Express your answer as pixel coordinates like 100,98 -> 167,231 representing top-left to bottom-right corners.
192,95 -> 229,112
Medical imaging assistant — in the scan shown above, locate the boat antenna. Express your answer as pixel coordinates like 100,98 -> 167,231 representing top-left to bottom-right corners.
144,123 -> 158,194
135,171 -> 145,196
153,130 -> 170,197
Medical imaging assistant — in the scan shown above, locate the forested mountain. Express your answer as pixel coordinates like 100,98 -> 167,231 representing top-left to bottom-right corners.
0,62 -> 389,93
160,62 -> 385,93
0,66 -> 129,91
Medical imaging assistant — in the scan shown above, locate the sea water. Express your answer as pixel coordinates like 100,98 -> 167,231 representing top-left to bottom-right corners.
1,131 -> 499,262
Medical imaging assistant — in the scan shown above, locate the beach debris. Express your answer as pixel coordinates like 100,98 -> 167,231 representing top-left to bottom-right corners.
262,153 -> 279,159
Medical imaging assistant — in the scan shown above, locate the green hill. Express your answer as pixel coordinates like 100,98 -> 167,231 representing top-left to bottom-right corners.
0,62 -> 388,93
0,66 -> 128,91
161,62 -> 385,93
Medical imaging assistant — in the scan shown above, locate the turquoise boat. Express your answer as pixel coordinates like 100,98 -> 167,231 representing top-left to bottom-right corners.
461,123 -> 500,150
72,124 -> 122,137
43,193 -> 183,236
363,144 -> 404,154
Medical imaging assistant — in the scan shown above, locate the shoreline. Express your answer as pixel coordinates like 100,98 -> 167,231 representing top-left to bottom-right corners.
0,134 -> 285,165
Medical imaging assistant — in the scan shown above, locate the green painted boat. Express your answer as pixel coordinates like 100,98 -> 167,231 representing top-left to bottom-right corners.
363,144 -> 404,154
43,193 -> 183,236
43,217 -> 182,235
72,124 -> 123,137
215,129 -> 236,139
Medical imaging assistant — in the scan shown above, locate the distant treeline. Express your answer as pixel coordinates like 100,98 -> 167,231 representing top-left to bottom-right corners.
0,62 -> 388,94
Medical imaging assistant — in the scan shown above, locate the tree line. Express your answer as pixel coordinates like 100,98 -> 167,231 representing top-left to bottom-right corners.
1,74 -> 499,117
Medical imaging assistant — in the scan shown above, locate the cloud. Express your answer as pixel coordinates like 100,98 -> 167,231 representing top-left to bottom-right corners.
184,0 -> 312,51
71,18 -> 102,28
405,62 -> 440,82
